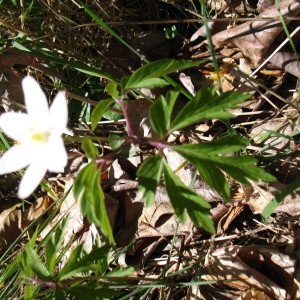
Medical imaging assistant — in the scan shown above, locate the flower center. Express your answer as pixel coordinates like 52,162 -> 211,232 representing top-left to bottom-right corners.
31,131 -> 50,143
17,128 -> 50,146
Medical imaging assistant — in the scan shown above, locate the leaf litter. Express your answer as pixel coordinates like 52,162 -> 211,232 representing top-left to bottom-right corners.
0,0 -> 300,298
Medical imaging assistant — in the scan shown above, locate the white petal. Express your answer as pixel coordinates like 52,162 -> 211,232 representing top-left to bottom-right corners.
22,76 -> 49,125
46,136 -> 67,172
49,91 -> 68,133
0,112 -> 31,141
0,145 -> 32,174
18,161 -> 47,199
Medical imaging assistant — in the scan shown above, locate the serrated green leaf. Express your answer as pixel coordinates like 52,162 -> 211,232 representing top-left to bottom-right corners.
170,89 -> 251,132
173,135 -> 275,196
82,138 -> 99,160
123,59 -> 203,91
163,161 -> 215,233
211,156 -> 276,184
91,98 -> 114,131
137,154 -> 163,207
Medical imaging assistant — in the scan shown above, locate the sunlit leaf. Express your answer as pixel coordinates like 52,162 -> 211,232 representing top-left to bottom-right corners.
122,59 -> 203,91
173,135 -> 275,197
163,161 -> 215,233
82,138 -> 99,160
25,248 -> 51,281
91,98 -> 114,131
59,245 -> 111,280
170,88 -> 251,132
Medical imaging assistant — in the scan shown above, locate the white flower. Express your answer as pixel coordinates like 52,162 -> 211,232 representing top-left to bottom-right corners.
0,76 -> 68,198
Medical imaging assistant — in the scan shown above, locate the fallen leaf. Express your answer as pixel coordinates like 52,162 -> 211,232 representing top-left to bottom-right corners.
201,245 -> 297,299
211,0 -> 300,67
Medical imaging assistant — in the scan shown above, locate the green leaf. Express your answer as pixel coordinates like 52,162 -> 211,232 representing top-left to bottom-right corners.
46,216 -> 69,273
131,78 -> 170,89
74,162 -> 115,245
59,245 -> 111,280
82,138 -> 99,160
103,101 -> 123,121
91,98 -> 114,131
192,160 -> 230,200
173,135 -> 248,155
163,161 -> 215,233
137,154 -> 163,207
149,96 -> 169,138
24,248 -> 51,281
106,266 -> 135,278
122,59 -> 203,91
173,135 -> 275,197
212,156 -> 276,183
170,88 -> 251,132
106,81 -> 119,98
150,90 -> 180,138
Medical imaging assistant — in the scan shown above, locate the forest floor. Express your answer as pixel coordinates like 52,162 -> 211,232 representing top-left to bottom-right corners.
0,1 -> 300,299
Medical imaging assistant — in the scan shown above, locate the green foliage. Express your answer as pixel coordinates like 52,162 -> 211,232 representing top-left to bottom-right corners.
173,135 -> 276,199
164,25 -> 178,39
82,138 -> 99,160
58,244 -> 111,280
2,1 -> 293,298
137,154 -> 163,207
91,99 -> 114,131
149,90 -> 179,138
45,216 -> 69,274
16,215 -> 131,299
169,87 -> 251,132
76,58 -> 276,243
163,161 -> 215,233
121,59 -> 203,92
74,162 -> 115,245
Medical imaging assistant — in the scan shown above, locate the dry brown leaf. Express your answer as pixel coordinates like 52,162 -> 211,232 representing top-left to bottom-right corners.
269,50 -> 300,78
216,205 -> 244,233
211,0 -> 300,67
246,181 -> 286,214
0,208 -> 22,252
114,193 -> 144,247
0,197 -> 54,253
137,201 -> 193,239
201,245 -> 297,299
